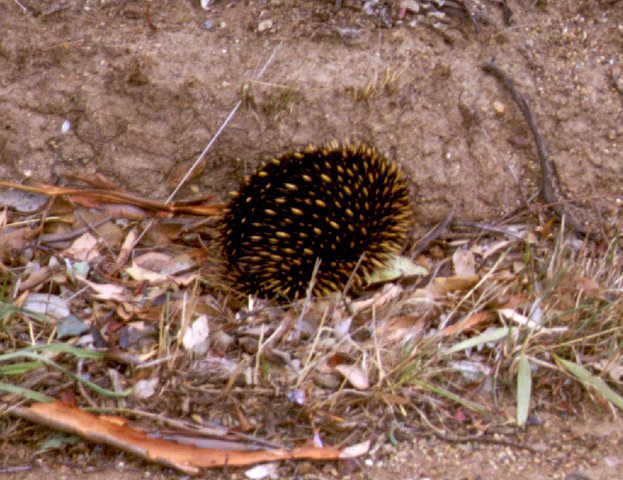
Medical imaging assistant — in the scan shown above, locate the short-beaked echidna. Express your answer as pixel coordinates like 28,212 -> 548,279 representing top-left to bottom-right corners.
220,141 -> 413,300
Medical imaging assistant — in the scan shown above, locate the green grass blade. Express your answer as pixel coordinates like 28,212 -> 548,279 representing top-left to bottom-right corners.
516,351 -> 532,426
409,378 -> 489,415
0,351 -> 131,399
556,356 -> 623,411
21,343 -> 105,359
0,361 -> 45,375
0,382 -> 54,402
444,327 -> 510,355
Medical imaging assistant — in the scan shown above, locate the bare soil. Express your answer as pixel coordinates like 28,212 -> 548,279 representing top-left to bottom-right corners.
2,0 -> 623,479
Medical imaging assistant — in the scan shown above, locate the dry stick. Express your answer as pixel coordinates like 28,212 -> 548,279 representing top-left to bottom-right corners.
609,69 -> 623,104
499,0 -> 513,26
461,0 -> 480,33
133,45 -> 280,247
482,62 -> 592,238
166,45 -> 280,205
410,208 -> 455,258
39,215 -> 113,245
415,406 -> 537,453
11,0 -> 27,11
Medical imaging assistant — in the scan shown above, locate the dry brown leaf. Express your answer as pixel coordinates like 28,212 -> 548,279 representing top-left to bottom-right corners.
13,402 -> 346,475
17,264 -> 62,291
478,240 -> 512,261
63,232 -> 102,262
116,228 -> 139,267
375,315 -> 425,343
452,249 -> 476,277
427,274 -> 480,295
351,283 -> 403,314
439,310 -> 494,336
76,275 -> 130,301
126,264 -> 169,283
0,226 -> 42,262
133,252 -> 174,271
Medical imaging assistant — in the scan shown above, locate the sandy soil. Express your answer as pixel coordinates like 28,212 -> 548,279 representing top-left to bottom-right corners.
2,1 -> 622,227
1,0 -> 623,478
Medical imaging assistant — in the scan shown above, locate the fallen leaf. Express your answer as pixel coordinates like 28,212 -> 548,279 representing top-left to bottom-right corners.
182,315 -> 210,352
63,232 -> 101,262
427,275 -> 480,295
12,402 -> 348,475
439,311 -> 494,336
334,364 -> 369,390
367,254 -> 428,284
76,276 -> 129,301
22,293 -> 70,321
453,249 -> 476,277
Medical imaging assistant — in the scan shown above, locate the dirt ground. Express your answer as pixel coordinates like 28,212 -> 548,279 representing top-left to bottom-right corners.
1,411 -> 623,480
1,0 -> 623,478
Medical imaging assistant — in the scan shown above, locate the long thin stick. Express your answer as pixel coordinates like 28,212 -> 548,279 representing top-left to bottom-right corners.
166,45 -> 280,204
134,46 -> 280,246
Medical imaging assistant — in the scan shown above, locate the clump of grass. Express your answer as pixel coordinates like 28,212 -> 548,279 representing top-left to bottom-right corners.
240,79 -> 299,116
353,66 -> 405,101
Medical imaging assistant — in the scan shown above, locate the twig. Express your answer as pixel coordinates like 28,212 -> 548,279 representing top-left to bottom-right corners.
454,220 -> 527,241
415,406 -> 537,453
482,61 -> 593,238
133,45 -> 281,247
499,0 -> 513,25
12,0 -> 27,12
410,208 -> 455,258
609,69 -> 623,104
165,45 -> 280,205
39,215 -> 113,245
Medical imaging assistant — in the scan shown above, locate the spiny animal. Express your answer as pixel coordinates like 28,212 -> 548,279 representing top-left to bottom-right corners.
220,140 -> 413,300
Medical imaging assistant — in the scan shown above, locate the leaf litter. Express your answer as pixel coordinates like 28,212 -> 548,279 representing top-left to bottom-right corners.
2,159 -> 623,475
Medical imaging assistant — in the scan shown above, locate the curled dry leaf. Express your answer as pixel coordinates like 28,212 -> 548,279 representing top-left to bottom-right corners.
375,314 -> 426,344
351,283 -> 403,314
125,263 -> 169,283
116,228 -> 139,267
76,275 -> 130,302
0,225 -> 42,262
334,364 -> 370,390
182,315 -> 210,352
452,249 -> 476,277
366,253 -> 428,284
18,265 -> 60,291
340,440 -> 370,458
439,311 -> 494,337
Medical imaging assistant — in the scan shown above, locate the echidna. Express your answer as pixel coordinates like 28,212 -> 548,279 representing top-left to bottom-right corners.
220,141 -> 413,300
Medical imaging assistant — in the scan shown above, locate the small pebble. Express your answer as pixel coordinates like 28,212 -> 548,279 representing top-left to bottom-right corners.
257,19 -> 273,32
200,20 -> 214,31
